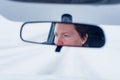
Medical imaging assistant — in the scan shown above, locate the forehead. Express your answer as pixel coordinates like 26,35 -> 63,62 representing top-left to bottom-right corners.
54,23 -> 78,34
55,23 -> 74,27
55,23 -> 76,30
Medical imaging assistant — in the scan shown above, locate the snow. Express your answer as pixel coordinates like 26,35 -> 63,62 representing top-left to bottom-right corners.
0,15 -> 120,80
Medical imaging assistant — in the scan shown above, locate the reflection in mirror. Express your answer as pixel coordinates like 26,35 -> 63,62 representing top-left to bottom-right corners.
20,22 -> 105,48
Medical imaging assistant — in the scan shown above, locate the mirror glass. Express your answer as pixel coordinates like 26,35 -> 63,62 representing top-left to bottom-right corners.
20,22 -> 105,48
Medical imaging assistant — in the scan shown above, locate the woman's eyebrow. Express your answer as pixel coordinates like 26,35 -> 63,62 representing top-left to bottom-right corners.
62,32 -> 72,35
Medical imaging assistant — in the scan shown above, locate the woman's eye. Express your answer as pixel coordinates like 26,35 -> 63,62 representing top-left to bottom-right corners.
64,34 -> 71,37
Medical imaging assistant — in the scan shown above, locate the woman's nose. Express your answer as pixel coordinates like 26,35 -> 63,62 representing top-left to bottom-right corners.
55,37 -> 64,46
56,41 -> 63,46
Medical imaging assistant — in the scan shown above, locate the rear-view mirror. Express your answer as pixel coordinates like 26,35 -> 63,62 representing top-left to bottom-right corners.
20,21 -> 105,48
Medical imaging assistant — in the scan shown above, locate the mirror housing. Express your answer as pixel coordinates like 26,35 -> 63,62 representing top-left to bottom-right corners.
20,21 -> 105,48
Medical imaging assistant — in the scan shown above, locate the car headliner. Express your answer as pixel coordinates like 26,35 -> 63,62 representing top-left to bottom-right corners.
0,0 -> 120,25
10,0 -> 120,4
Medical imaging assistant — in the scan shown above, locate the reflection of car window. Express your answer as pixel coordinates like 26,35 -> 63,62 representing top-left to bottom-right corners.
21,22 -> 51,43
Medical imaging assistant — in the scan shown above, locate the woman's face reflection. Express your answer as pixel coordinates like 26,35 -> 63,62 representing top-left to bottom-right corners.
54,23 -> 87,46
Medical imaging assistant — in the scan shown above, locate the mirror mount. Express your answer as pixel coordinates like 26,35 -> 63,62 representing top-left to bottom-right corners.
61,14 -> 72,23
55,14 -> 73,52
